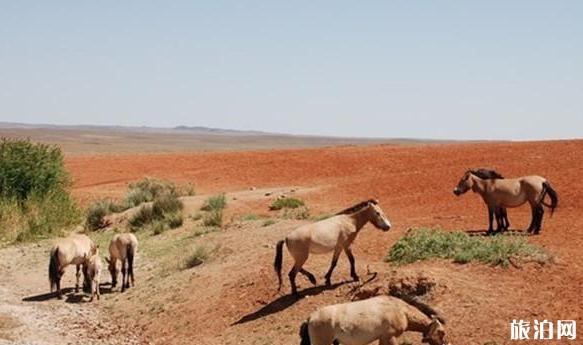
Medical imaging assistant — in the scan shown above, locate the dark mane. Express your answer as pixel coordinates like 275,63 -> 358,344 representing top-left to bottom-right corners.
389,290 -> 446,324
336,199 -> 378,215
469,168 -> 504,180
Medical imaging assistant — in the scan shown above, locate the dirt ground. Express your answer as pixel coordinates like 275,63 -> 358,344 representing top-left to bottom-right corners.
1,139 -> 582,345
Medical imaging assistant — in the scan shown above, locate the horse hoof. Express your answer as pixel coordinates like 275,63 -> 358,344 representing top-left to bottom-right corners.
352,275 -> 360,282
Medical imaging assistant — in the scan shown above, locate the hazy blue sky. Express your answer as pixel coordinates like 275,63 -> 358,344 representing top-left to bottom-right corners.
1,1 -> 581,139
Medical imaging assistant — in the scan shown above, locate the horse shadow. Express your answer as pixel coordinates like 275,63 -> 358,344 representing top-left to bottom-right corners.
232,281 -> 348,326
465,229 -> 529,237
22,282 -> 116,303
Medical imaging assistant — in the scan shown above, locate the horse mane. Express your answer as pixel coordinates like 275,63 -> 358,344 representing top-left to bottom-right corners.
469,168 -> 504,180
389,290 -> 446,324
335,199 -> 378,215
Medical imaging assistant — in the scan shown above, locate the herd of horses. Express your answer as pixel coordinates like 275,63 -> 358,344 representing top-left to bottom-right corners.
46,169 -> 558,345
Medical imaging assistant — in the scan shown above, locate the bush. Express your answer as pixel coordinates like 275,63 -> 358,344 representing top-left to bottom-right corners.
128,193 -> 184,231
152,220 -> 168,235
183,244 -> 217,269
203,210 -> 223,227
0,139 -> 80,242
386,228 -> 552,267
166,212 -> 183,229
201,193 -> 227,212
262,219 -> 276,227
269,197 -> 305,210
86,201 -> 110,231
128,178 -> 177,199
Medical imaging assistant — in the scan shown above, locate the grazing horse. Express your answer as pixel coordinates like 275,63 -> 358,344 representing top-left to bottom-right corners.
274,199 -> 391,296
105,233 -> 138,292
453,170 -> 558,234
48,234 -> 97,299
299,294 -> 450,345
471,168 -> 510,231
84,250 -> 102,302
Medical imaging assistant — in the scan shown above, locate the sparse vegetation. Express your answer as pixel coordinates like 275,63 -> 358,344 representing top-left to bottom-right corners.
193,226 -> 219,237
0,139 -> 80,242
386,228 -> 552,267
282,206 -> 311,220
201,194 -> 227,227
241,213 -> 259,221
262,219 -> 276,227
269,197 -> 305,210
85,199 -> 127,231
128,193 -> 184,232
201,193 -> 227,211
183,244 -> 218,269
152,220 -> 168,235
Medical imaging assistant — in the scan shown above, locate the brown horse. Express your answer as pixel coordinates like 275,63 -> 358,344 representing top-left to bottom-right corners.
454,170 -> 558,234
274,199 -> 391,296
471,168 -> 510,232
105,233 -> 138,292
299,294 -> 450,345
48,234 -> 97,299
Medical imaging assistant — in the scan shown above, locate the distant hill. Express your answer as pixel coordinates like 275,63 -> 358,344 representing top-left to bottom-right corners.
0,122 -> 461,155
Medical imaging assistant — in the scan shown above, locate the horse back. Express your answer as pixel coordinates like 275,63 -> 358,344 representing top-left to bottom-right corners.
53,234 -> 95,266
109,233 -> 138,260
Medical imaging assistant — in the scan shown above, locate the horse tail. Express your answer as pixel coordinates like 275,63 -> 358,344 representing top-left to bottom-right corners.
48,248 -> 60,292
126,243 -> 135,284
540,181 -> 558,216
390,290 -> 446,324
274,240 -> 285,291
299,318 -> 311,345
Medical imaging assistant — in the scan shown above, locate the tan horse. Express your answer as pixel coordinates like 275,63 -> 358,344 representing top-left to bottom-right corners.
84,250 -> 102,302
274,199 -> 391,296
454,170 -> 558,234
105,233 -> 138,292
299,295 -> 450,345
48,234 -> 97,299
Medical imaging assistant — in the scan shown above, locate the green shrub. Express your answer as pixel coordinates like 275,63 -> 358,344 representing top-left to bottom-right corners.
183,244 -> 217,269
203,210 -> 223,227
386,228 -> 552,268
152,193 -> 183,217
128,205 -> 155,230
152,221 -> 168,235
85,201 -> 110,231
128,177 -> 177,199
269,197 -> 305,210
190,212 -> 203,221
201,193 -> 227,211
166,212 -> 183,229
0,139 -> 80,242
124,188 -> 153,208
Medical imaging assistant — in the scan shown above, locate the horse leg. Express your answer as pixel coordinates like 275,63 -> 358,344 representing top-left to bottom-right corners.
299,268 -> 317,285
288,254 -> 307,297
344,247 -> 359,282
121,260 -> 127,292
56,270 -> 63,299
75,264 -> 81,293
527,205 -> 537,233
502,207 -> 510,230
379,336 -> 397,345
324,247 -> 342,287
487,206 -> 495,235
534,206 -> 544,234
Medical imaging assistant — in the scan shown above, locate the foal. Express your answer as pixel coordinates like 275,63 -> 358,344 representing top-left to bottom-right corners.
105,233 -> 138,292
299,295 -> 450,345
85,250 -> 102,302
274,199 -> 391,296
48,234 -> 97,299
454,170 -> 558,234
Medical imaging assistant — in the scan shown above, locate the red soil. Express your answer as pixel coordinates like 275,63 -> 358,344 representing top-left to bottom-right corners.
65,140 -> 583,344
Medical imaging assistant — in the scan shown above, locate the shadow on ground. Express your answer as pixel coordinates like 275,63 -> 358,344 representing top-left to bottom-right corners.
232,281 -> 348,325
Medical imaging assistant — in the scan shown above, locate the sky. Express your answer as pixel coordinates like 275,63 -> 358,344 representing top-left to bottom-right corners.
1,1 -> 581,140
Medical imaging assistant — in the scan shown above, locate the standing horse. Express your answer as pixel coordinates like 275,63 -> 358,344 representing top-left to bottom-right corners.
471,168 -> 510,232
299,294 -> 450,345
453,170 -> 558,234
85,249 -> 102,302
274,199 -> 391,296
48,234 -> 97,299
105,233 -> 138,292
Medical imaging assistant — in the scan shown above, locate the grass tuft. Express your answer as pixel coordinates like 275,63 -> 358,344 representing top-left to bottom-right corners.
386,228 -> 553,268
183,244 -> 217,269
201,193 -> 227,211
269,197 -> 305,210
